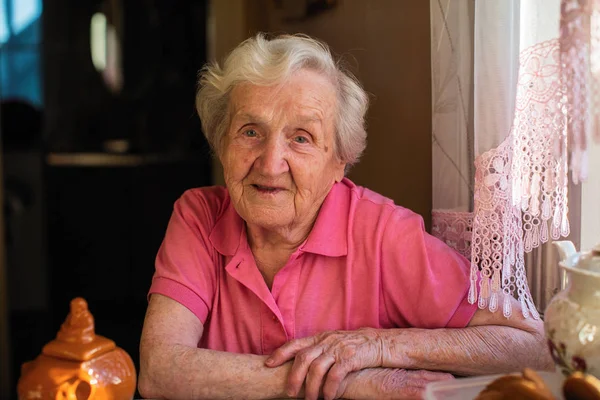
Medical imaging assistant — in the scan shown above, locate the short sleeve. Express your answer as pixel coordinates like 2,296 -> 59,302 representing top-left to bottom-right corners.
380,208 -> 477,328
148,189 -> 221,323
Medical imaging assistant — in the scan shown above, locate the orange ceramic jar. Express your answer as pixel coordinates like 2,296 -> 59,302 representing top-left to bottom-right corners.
17,298 -> 136,400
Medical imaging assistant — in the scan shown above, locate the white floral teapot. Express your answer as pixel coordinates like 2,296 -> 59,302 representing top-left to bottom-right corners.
545,241 -> 600,378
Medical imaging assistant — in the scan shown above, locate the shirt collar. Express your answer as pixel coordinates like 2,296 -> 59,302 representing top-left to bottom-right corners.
209,195 -> 245,256
299,179 -> 350,257
209,179 -> 351,257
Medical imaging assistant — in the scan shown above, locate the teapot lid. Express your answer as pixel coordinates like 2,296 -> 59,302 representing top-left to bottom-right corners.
42,298 -> 115,362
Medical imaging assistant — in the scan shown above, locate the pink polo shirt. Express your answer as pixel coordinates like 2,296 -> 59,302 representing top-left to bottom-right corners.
149,178 -> 476,355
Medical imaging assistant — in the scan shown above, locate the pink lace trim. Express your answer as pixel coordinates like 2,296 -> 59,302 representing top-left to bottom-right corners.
435,39 -> 571,319
473,39 -> 571,319
560,0 -> 600,183
431,210 -> 473,259
472,39 -> 570,319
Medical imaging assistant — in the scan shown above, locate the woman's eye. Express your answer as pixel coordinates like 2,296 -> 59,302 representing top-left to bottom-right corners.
243,129 -> 258,138
294,136 -> 309,144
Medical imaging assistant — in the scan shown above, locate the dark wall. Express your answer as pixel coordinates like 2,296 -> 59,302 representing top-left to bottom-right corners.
5,1 -> 212,398
44,0 -> 209,153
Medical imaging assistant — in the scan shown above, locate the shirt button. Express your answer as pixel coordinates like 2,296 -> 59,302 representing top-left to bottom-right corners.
272,315 -> 277,322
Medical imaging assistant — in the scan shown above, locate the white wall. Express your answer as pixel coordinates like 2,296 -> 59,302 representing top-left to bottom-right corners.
581,142 -> 600,250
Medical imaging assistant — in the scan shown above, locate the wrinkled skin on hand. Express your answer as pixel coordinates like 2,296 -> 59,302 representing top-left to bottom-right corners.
339,368 -> 455,400
266,328 -> 387,400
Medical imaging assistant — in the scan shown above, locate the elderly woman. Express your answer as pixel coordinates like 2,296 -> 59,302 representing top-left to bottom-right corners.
138,34 -> 552,400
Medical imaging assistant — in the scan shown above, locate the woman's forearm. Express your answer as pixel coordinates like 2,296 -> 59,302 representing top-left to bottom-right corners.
138,342 -> 295,400
381,326 -> 553,376
137,341 -> 456,400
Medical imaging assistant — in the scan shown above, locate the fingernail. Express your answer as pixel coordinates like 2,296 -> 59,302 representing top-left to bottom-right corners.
265,358 -> 274,365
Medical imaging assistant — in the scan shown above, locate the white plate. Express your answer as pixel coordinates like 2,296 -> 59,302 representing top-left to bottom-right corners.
424,371 -> 565,400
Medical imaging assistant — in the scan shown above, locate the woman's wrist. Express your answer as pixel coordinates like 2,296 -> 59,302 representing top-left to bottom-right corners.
379,329 -> 418,369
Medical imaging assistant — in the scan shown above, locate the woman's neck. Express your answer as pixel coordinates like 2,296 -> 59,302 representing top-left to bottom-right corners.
246,216 -> 317,289
246,219 -> 313,254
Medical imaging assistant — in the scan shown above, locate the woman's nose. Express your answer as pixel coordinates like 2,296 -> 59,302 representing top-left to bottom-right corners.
255,137 -> 289,176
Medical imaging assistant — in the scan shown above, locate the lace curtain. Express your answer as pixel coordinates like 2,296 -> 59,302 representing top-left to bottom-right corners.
431,0 -> 600,318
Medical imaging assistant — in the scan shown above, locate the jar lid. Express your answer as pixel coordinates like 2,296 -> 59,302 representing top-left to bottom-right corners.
42,298 -> 115,362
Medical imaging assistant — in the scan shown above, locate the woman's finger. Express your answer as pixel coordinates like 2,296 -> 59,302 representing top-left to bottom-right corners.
322,360 -> 353,400
265,336 -> 316,367
304,354 -> 336,400
286,346 -> 324,397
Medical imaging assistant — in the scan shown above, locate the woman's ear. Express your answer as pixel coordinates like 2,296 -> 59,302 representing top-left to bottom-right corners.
335,160 -> 346,182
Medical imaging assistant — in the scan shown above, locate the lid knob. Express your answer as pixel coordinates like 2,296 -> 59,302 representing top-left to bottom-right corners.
56,298 -> 95,344
42,297 -> 115,361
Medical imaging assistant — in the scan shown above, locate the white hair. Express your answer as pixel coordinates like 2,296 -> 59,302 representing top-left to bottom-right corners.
195,33 -> 369,169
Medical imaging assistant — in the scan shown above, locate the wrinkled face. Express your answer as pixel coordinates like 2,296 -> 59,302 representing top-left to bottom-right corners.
220,69 -> 346,233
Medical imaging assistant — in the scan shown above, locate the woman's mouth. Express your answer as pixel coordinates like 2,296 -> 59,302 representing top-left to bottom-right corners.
252,184 -> 283,194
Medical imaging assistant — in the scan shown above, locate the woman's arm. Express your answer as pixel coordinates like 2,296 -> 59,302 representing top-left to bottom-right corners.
267,297 -> 554,400
381,298 -> 553,375
139,294 -> 459,399
138,294 -> 294,400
